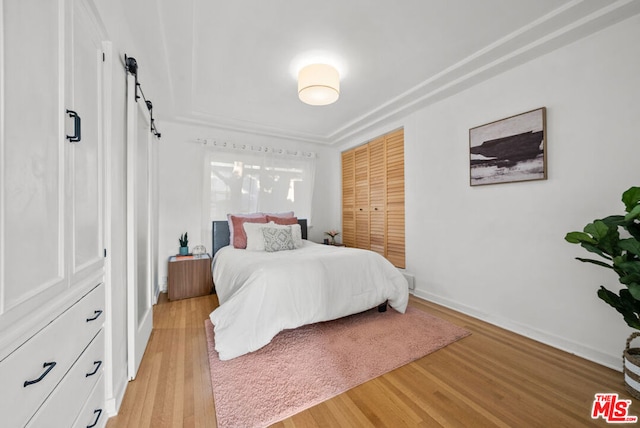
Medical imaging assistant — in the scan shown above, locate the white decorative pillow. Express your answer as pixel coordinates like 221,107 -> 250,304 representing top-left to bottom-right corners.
243,222 -> 267,251
290,223 -> 303,248
262,226 -> 295,252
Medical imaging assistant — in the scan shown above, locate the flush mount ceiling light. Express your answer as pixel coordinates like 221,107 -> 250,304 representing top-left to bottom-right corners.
298,63 -> 340,106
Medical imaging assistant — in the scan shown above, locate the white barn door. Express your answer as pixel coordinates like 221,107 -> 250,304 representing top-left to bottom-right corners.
126,73 -> 155,380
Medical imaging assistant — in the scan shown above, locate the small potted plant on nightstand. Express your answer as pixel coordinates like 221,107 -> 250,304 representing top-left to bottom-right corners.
179,232 -> 189,255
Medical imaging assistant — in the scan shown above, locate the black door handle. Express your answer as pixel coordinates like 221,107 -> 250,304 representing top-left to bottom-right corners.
66,109 -> 81,142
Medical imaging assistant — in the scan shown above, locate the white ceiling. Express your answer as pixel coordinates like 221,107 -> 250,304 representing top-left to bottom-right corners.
101,0 -> 640,145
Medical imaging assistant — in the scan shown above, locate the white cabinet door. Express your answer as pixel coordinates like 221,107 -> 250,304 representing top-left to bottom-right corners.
66,0 -> 104,285
0,0 -> 67,333
0,0 -> 105,353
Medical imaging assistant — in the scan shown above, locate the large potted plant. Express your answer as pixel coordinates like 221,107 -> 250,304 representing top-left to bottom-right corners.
565,186 -> 640,398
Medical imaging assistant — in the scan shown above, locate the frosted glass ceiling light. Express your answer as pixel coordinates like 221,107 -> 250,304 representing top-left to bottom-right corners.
298,63 -> 340,106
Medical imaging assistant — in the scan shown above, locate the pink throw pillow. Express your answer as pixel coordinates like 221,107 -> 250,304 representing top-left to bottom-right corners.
266,215 -> 298,226
227,212 -> 265,245
230,215 -> 267,249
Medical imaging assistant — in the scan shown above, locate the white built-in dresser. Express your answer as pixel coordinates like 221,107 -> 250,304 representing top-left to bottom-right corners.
0,0 -> 107,426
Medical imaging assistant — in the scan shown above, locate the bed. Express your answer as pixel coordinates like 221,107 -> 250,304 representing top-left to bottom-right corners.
209,218 -> 409,360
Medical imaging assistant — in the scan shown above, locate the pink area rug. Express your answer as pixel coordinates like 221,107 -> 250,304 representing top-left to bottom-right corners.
205,306 -> 470,428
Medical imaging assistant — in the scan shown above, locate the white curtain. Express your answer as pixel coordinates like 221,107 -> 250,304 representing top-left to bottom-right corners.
201,143 -> 316,250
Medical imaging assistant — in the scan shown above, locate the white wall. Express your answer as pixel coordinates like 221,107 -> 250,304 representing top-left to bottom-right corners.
157,122 -> 340,290
393,15 -> 640,370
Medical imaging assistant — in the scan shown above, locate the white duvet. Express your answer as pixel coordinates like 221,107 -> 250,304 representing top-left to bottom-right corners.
209,241 -> 409,360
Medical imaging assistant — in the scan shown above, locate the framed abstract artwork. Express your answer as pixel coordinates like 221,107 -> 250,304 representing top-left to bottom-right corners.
469,107 -> 547,186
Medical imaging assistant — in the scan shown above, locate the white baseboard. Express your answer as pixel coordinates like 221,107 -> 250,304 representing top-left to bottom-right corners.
412,288 -> 622,372
105,375 -> 128,417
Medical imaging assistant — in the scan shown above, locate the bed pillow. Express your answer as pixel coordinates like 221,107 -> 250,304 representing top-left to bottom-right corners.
266,215 -> 298,225
264,211 -> 294,218
230,214 -> 268,249
243,222 -> 268,251
290,223 -> 303,248
227,213 -> 265,246
262,225 -> 295,252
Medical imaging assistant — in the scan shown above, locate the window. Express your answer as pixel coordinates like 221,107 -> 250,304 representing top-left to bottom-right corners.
202,146 -> 316,244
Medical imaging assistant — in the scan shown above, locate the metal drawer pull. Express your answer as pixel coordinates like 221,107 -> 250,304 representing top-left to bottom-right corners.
87,409 -> 102,428
86,360 -> 102,377
23,361 -> 57,387
66,109 -> 82,142
86,310 -> 103,322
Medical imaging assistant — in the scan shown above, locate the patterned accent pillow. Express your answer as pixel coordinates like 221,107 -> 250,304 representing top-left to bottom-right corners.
262,226 -> 295,252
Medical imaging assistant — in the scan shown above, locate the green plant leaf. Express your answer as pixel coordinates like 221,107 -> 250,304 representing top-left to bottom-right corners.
620,238 -> 640,257
575,257 -> 613,269
564,231 -> 595,244
628,283 -> 640,301
616,261 -> 640,276
598,286 -> 620,307
622,187 -> 640,213
579,242 -> 612,260
625,205 -> 640,221
584,220 -> 610,240
599,287 -> 640,330
620,276 -> 640,290
178,232 -> 189,247
627,223 -> 640,241
600,215 -> 627,228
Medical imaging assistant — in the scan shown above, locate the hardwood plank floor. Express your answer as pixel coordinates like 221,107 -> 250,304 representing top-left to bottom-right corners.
106,293 -> 631,427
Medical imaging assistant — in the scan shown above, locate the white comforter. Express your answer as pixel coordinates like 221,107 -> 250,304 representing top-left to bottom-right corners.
209,241 -> 409,360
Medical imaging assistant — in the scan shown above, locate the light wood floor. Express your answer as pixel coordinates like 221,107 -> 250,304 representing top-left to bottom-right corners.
106,293 -> 631,427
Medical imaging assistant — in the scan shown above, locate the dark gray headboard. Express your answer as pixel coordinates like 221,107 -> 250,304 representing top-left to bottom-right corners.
212,219 -> 308,256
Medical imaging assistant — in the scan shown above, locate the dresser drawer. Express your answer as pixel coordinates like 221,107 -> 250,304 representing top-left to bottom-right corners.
0,283 -> 105,428
26,330 -> 104,428
72,374 -> 106,428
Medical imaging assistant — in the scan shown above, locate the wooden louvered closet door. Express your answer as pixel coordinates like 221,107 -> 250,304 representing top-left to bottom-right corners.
341,128 -> 405,268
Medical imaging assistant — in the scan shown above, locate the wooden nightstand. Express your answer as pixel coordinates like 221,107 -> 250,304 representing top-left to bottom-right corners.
168,254 -> 214,300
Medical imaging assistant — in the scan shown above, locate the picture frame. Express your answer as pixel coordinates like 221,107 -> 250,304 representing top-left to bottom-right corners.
469,107 -> 547,186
